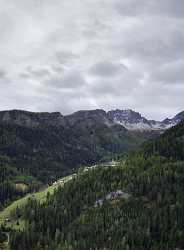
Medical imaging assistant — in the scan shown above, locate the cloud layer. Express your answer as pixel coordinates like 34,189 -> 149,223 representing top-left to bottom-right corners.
0,0 -> 184,120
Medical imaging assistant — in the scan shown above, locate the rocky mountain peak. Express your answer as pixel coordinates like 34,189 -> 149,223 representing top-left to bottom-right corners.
107,109 -> 184,131
108,109 -> 145,122
107,109 -> 150,130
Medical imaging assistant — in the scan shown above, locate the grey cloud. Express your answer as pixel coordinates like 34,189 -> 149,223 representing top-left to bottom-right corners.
0,69 -> 11,85
27,67 -> 51,78
51,65 -> 65,74
156,0 -> 184,18
82,20 -> 109,39
55,51 -> 79,66
19,72 -> 30,79
88,67 -> 141,98
151,60 -> 184,84
43,71 -> 86,89
20,66 -> 51,79
115,0 -> 184,18
114,0 -> 151,17
89,61 -> 127,78
0,69 -> 6,78
109,20 -> 184,66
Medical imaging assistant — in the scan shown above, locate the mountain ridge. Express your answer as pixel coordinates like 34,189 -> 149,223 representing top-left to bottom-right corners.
0,108 -> 183,131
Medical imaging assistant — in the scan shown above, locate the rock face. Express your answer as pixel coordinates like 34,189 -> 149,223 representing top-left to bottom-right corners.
0,109 -> 183,131
107,109 -> 152,130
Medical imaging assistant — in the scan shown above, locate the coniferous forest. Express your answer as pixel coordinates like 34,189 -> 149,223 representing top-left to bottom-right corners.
1,120 -> 183,250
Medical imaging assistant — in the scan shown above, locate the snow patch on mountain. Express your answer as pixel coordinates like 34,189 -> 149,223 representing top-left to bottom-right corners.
108,109 -> 182,131
114,119 -> 152,131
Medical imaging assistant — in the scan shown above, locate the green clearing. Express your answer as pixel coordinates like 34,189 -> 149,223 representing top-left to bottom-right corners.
0,174 -> 75,230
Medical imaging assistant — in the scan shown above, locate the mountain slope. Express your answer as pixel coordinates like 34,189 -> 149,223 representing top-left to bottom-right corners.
139,120 -> 184,160
0,109 -> 157,184
0,119 -> 145,182
7,121 -> 184,250
0,110 -> 149,207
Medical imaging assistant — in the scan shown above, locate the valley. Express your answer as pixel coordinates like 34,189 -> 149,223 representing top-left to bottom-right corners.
0,109 -> 184,250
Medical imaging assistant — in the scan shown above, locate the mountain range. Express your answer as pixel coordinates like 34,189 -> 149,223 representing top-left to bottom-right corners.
0,108 -> 184,131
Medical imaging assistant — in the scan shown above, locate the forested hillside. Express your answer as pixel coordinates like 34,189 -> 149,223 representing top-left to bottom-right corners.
0,110 -> 151,207
7,121 -> 184,250
139,120 -> 184,160
0,155 -> 41,209
0,122 -> 144,183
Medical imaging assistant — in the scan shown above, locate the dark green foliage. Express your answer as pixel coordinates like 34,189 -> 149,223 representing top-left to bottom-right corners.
139,120 -> 184,160
9,158 -> 184,249
0,155 -> 41,208
0,231 -> 7,243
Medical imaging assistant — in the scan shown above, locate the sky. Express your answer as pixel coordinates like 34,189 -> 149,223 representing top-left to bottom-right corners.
0,0 -> 184,120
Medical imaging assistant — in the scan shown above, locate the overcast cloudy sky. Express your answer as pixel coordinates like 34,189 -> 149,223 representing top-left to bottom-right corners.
0,0 -> 184,120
